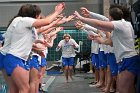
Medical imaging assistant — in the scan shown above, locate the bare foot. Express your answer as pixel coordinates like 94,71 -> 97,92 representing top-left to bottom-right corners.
110,88 -> 116,92
102,87 -> 110,93
70,77 -> 74,81
101,87 -> 106,91
96,83 -> 104,88
65,80 -> 69,83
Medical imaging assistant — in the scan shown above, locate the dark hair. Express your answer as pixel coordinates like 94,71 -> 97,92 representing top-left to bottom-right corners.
120,5 -> 130,21
8,4 -> 41,27
32,5 -> 41,17
109,7 -> 123,20
110,4 -> 130,21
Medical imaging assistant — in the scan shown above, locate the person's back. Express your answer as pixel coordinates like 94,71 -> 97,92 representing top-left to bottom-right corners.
7,17 -> 36,60
111,19 -> 137,62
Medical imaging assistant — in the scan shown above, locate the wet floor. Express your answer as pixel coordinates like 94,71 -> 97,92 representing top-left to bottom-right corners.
48,73 -> 101,93
0,72 -> 102,93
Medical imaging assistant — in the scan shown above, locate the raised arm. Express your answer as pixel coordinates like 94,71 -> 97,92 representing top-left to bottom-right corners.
74,11 -> 114,32
80,7 -> 109,21
45,34 -> 57,47
75,21 -> 99,36
43,27 -> 63,40
56,15 -> 75,26
37,18 -> 62,33
32,3 -> 65,28
94,31 -> 113,46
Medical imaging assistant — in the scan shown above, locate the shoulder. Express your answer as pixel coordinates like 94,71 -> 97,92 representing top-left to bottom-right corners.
59,40 -> 64,43
21,17 -> 36,23
111,19 -> 125,31
70,39 -> 75,41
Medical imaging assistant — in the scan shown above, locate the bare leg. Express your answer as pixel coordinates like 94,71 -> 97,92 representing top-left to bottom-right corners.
2,69 -> 19,93
104,68 -> 107,88
117,70 -> 136,93
64,66 -> 69,83
96,67 -> 105,88
69,66 -> 73,80
11,65 -> 30,93
110,76 -> 116,92
95,69 -> 99,83
39,66 -> 46,90
29,67 -> 39,93
103,65 -> 112,93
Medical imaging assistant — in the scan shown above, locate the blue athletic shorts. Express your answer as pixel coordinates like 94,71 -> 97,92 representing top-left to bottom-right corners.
92,53 -> 99,69
28,55 -> 40,71
118,55 -> 140,75
98,50 -> 107,68
62,57 -> 74,66
40,57 -> 47,67
3,54 -> 29,76
0,53 -> 5,70
107,53 -> 118,76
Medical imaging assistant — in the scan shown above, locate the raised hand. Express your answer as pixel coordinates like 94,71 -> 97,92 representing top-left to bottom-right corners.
87,35 -> 95,40
75,21 -> 84,29
74,11 -> 83,20
94,36 -> 103,44
66,15 -> 75,22
52,17 -> 62,26
56,15 -> 75,26
80,7 -> 90,17
56,16 -> 67,25
55,2 -> 65,14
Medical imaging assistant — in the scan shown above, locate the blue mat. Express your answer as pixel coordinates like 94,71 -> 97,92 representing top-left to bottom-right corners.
47,71 -> 63,75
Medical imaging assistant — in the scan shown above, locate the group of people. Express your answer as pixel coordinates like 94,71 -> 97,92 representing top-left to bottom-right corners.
74,4 -> 140,93
0,2 -> 76,93
0,2 -> 139,93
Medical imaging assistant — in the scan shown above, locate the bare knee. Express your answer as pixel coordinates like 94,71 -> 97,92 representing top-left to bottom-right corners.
65,66 -> 69,70
24,84 -> 30,92
117,70 -> 135,93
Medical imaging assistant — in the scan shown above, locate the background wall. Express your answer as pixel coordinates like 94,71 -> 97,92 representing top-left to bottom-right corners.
0,0 -> 103,28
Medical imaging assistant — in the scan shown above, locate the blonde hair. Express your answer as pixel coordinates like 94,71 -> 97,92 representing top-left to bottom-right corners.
63,33 -> 71,39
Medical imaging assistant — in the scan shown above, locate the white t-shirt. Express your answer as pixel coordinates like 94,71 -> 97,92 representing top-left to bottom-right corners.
7,17 -> 36,61
91,40 -> 99,54
106,32 -> 114,54
0,17 -> 22,55
98,31 -> 107,53
106,45 -> 114,53
102,44 -> 108,54
58,39 -> 79,58
111,19 -> 137,63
